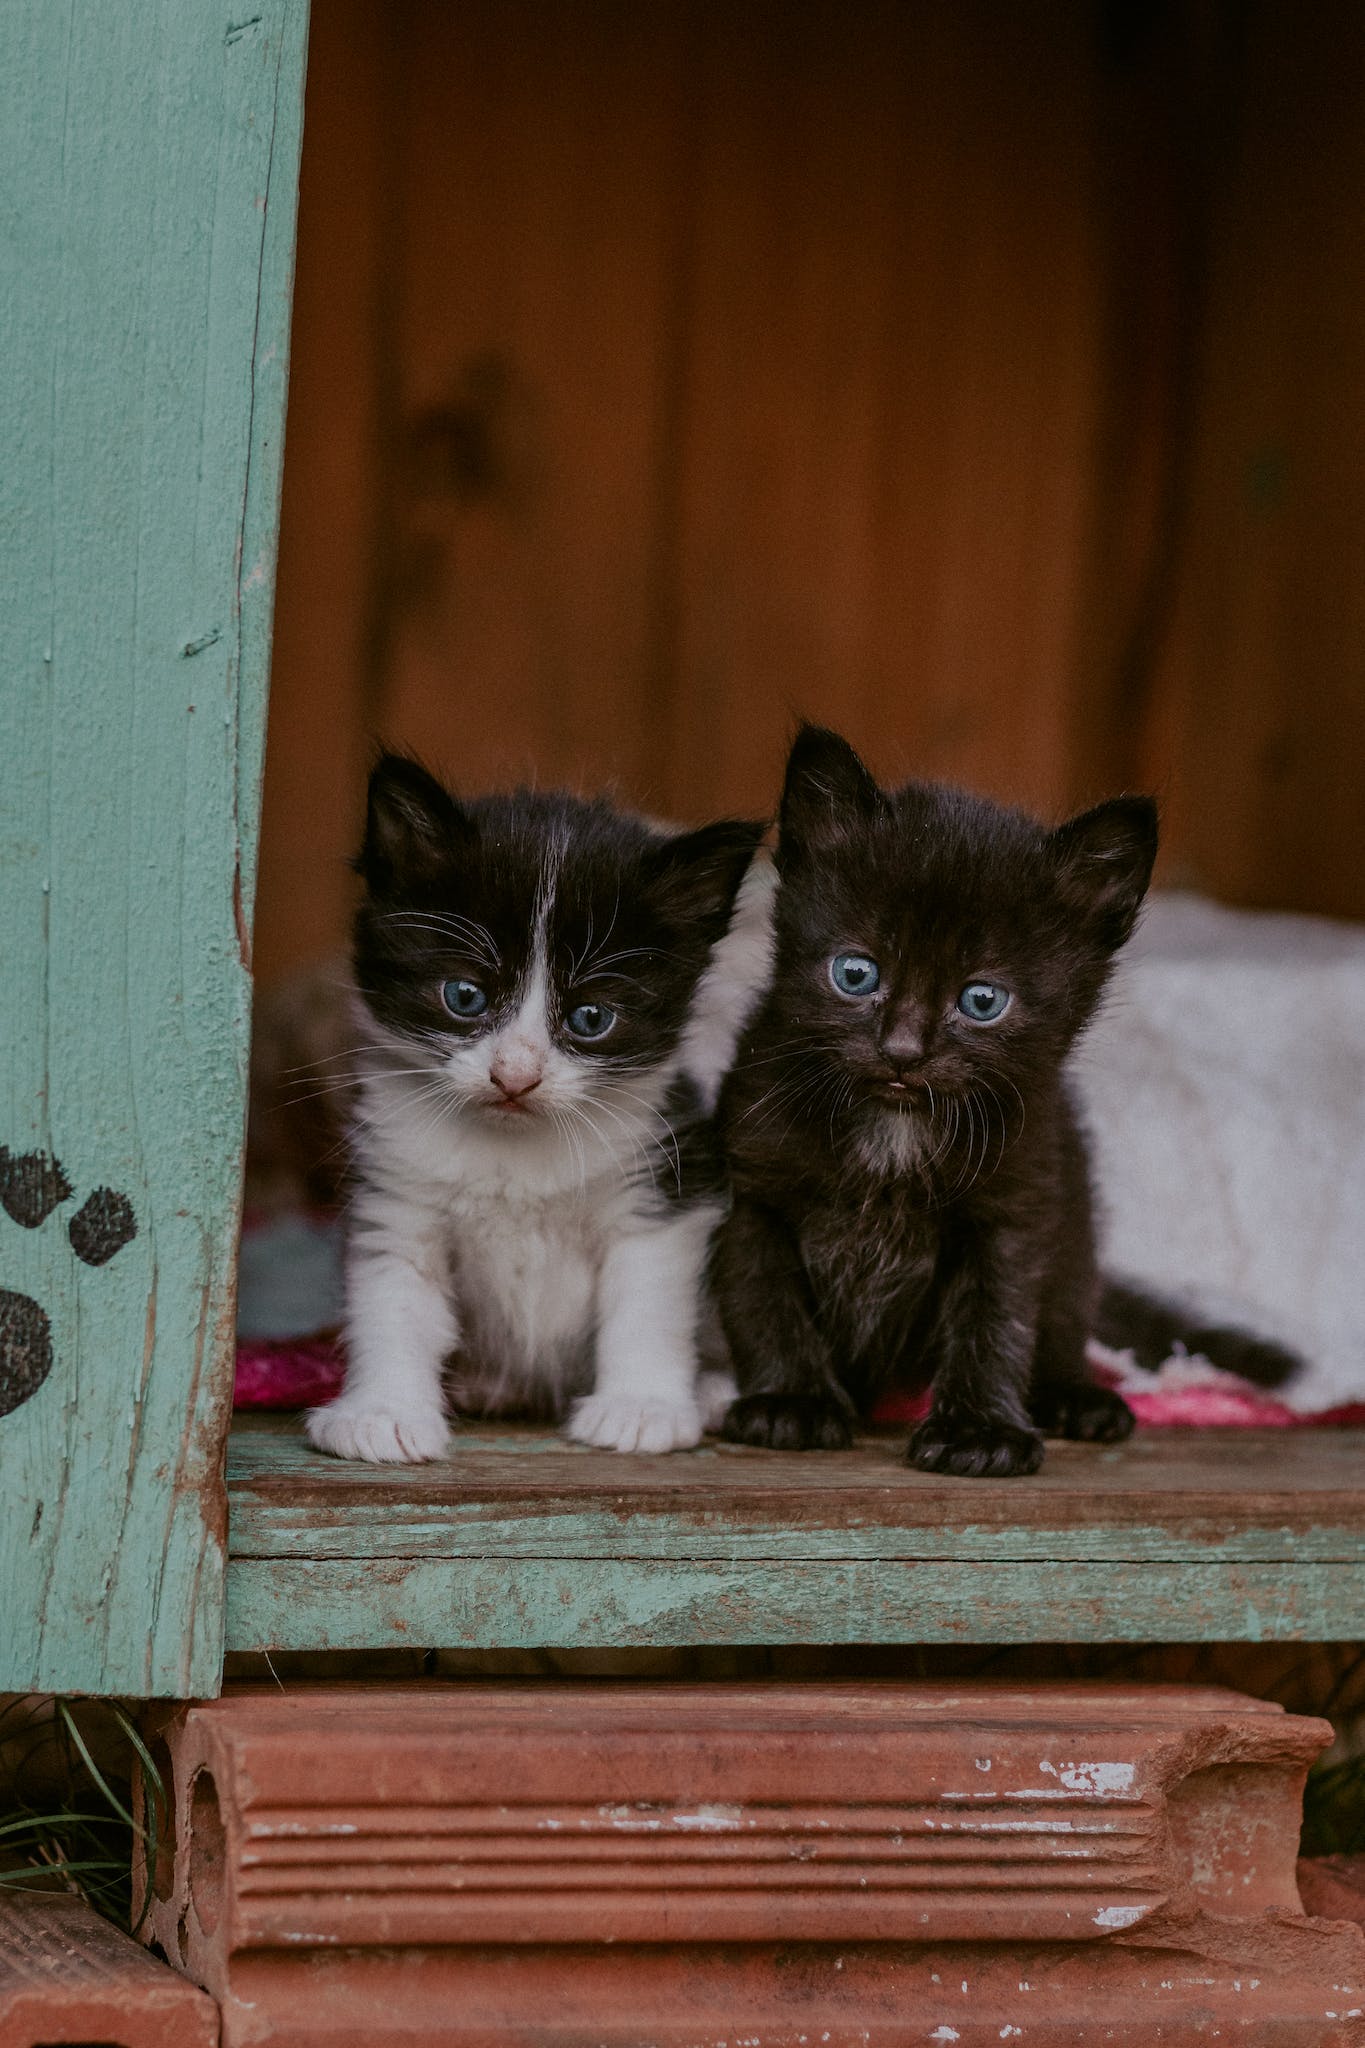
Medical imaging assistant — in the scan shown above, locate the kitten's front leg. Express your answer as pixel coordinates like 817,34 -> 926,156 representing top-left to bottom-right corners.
306,1193 -> 456,1464
1028,1116 -> 1133,1444
714,1196 -> 855,1450
1030,1303 -> 1135,1444
908,1228 -> 1044,1478
567,1204 -> 719,1454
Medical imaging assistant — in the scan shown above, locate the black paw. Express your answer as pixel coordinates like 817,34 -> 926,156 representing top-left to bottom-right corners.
906,1415 -> 1044,1478
0,1150 -> 138,1419
1032,1382 -> 1135,1443
722,1393 -> 854,1451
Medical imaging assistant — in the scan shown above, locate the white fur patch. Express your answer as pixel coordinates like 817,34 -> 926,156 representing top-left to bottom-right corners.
681,852 -> 777,1112
856,1105 -> 933,1180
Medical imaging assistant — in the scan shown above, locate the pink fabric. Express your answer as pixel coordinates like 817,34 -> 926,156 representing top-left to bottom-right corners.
233,1334 -> 1365,1428
867,1362 -> 1365,1430
866,1381 -> 1310,1428
235,1334 -> 344,1410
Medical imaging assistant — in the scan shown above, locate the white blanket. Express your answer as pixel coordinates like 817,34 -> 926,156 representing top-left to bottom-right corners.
1074,893 -> 1365,1408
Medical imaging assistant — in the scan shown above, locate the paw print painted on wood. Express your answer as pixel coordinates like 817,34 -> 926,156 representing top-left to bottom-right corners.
0,1146 -> 138,1419
0,1288 -> 53,1419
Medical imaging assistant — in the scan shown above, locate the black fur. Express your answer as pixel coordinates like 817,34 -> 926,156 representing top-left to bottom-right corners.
713,726 -> 1159,1477
355,754 -> 763,1204
1096,1277 -> 1301,1388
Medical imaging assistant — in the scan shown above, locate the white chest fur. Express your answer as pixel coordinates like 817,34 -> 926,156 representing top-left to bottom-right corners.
307,1056 -> 730,1461
354,1063 -> 646,1395
443,1173 -> 612,1409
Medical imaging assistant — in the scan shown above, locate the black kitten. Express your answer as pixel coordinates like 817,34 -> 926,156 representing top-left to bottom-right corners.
713,726 -> 1158,1477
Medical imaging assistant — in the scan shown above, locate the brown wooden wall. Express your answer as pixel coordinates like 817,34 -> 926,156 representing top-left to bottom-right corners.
255,0 -> 1365,984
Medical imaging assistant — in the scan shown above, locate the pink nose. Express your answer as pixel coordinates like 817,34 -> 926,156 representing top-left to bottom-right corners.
490,1063 -> 542,1101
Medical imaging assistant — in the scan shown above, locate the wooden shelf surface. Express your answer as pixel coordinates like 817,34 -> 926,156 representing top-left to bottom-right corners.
225,1417 -> 1365,1652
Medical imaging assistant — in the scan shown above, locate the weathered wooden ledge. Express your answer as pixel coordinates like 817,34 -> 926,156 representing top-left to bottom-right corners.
225,1418 -> 1365,1651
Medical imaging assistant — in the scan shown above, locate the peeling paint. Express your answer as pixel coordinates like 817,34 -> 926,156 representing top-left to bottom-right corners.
1040,1760 -> 1136,1795
596,1801 -> 743,1833
1093,1902 -> 1144,1928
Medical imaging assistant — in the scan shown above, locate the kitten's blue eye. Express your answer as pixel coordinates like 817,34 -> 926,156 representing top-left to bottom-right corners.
829,953 -> 880,998
566,1001 -> 616,1041
958,981 -> 1010,1023
441,978 -> 489,1020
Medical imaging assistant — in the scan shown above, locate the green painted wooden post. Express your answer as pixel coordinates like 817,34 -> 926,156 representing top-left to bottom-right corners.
0,0 -> 310,1694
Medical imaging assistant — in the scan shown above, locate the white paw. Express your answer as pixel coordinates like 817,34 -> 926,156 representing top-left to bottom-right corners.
304,1396 -> 451,1464
566,1393 -> 703,1454
696,1368 -> 737,1433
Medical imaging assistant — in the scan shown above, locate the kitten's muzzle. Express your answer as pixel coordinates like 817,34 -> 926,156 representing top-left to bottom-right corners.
876,1013 -> 934,1095
487,1058 -> 545,1108
874,1072 -> 931,1102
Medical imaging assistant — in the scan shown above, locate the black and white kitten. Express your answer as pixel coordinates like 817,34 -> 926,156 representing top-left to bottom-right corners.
306,756 -> 764,1464
713,726 -> 1158,1477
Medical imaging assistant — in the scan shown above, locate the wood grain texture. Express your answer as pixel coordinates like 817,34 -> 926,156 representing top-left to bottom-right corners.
379,0 -> 695,809
0,0 -> 309,1694
226,1422 -> 1365,1650
227,1555 -> 1365,1652
254,2 -> 1365,979
255,0 -> 385,983
254,0 -> 1109,979
663,0 -> 1102,824
1138,0 -> 1365,918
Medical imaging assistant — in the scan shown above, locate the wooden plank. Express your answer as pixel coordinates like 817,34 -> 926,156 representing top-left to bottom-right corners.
255,0 -> 1365,980
378,0 -> 694,806
227,1555 -> 1364,1652
227,1421 -> 1365,1562
254,0 -> 1111,979
254,0 -> 387,986
0,0 -> 310,1694
665,0 -> 1104,824
225,1421 -> 1365,1647
1137,3 -> 1365,920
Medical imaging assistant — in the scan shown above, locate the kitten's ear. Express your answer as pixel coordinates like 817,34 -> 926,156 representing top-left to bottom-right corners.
778,725 -> 881,861
1048,796 -> 1158,949
649,819 -> 767,939
358,754 -> 469,892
